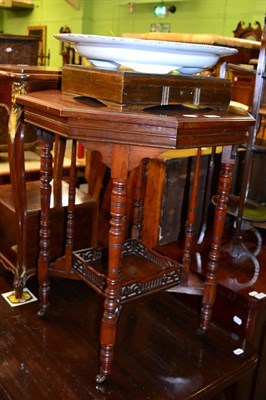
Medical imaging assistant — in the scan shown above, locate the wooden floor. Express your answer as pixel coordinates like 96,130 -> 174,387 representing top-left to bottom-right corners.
0,248 -> 257,400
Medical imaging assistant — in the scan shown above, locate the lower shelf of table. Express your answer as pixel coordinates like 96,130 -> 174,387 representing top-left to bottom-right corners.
73,239 -> 182,302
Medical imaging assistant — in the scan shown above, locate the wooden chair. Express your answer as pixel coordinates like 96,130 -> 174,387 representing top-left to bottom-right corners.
0,109 -> 98,298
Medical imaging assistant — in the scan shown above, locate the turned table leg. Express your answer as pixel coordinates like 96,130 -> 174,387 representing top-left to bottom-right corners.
96,144 -> 129,383
199,145 -> 237,333
8,121 -> 27,298
8,89 -> 26,298
182,148 -> 202,285
131,158 -> 148,240
37,129 -> 54,318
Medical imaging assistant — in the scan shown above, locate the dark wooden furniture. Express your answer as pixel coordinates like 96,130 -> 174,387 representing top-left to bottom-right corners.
0,35 -> 38,65
0,65 -> 59,292
0,65 -> 62,152
0,267 -> 258,400
0,146 -> 86,185
0,66 -> 98,298
218,19 -> 266,269
62,65 -> 232,111
228,21 -> 263,108
233,21 -> 262,41
15,81 -> 254,383
157,226 -> 266,400
140,19 -> 264,247
121,31 -> 261,248
214,240 -> 266,400
0,131 -> 97,298
229,68 -> 256,107
140,148 -> 220,248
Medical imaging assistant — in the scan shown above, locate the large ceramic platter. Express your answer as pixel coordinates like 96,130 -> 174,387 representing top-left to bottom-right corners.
54,33 -> 237,75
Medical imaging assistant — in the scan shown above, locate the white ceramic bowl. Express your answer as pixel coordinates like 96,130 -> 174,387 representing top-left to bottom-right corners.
54,33 -> 238,75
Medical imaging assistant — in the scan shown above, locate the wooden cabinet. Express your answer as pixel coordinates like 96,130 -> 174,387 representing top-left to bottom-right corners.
0,35 -> 38,65
230,68 -> 256,107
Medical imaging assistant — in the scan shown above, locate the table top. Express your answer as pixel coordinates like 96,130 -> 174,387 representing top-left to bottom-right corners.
17,90 -> 254,152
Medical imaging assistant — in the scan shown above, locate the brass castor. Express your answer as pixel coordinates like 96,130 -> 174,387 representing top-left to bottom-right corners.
37,304 -> 49,319
95,373 -> 107,383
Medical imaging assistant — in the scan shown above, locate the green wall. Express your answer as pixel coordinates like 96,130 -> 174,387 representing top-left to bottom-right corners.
0,12 -> 3,33
83,0 -> 266,38
1,0 -> 266,67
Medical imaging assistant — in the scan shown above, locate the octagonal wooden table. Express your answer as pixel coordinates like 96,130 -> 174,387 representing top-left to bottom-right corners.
16,89 -> 254,383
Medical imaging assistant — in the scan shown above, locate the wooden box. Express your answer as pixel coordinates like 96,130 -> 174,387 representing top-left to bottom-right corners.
62,65 -> 232,111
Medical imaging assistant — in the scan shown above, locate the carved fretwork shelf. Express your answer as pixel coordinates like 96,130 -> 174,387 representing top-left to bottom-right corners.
73,239 -> 182,302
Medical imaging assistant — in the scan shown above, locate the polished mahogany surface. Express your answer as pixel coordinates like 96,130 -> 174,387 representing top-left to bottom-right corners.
17,90 -> 253,151
157,224 -> 266,400
0,266 -> 257,400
